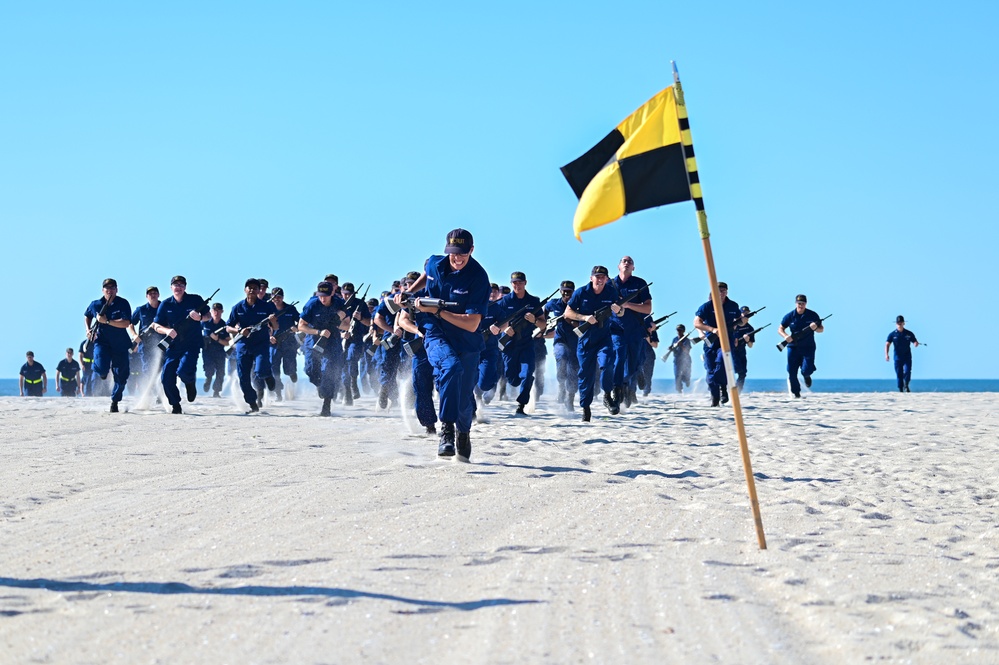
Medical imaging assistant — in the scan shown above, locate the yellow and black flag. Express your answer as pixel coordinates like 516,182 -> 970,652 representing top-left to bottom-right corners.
561,86 -> 699,240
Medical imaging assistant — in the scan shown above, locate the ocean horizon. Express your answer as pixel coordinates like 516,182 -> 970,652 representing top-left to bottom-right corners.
3,377 -> 997,398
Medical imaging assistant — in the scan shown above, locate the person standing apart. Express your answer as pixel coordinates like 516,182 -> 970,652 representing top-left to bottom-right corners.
56,348 -> 83,397
402,228 -> 490,462
778,294 -> 824,398
19,351 -> 47,397
670,324 -> 693,393
85,278 -> 136,412
886,315 -> 919,392
153,275 -> 208,414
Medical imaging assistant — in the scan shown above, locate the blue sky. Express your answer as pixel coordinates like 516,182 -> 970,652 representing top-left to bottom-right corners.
2,1 -> 996,379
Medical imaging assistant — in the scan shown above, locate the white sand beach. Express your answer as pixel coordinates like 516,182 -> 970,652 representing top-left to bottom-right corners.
1,390 -> 997,664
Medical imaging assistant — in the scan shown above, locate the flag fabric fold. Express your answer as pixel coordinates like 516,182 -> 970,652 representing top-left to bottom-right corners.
561,87 -> 693,240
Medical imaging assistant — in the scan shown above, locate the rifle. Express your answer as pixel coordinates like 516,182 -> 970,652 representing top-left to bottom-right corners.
345,284 -> 371,339
497,288 -> 559,351
733,322 -> 771,346
701,305 -> 766,346
84,296 -> 116,358
777,314 -> 832,351
574,282 -> 654,338
646,311 -> 678,337
157,288 -> 220,352
225,304 -> 289,356
661,330 -> 693,362
534,313 -> 565,339
385,293 -> 459,317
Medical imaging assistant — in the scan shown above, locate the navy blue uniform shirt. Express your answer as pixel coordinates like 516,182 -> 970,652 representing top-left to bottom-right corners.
57,358 -> 81,379
886,329 -> 918,359
300,298 -> 344,339
780,308 -> 822,351
568,282 -> 621,341
227,299 -> 278,350
85,296 -> 133,350
544,298 -> 578,347
495,291 -> 542,349
154,293 -> 209,350
20,362 -> 45,381
695,298 -> 742,351
610,275 -> 651,339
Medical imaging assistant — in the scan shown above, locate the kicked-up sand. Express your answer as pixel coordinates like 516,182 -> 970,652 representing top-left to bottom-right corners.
1,388 -> 997,664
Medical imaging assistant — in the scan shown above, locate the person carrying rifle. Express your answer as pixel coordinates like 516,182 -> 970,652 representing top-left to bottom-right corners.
268,287 -> 301,401
130,286 -> 164,394
399,228 -> 490,462
359,297 -> 380,394
299,281 -> 348,416
85,278 -> 136,413
202,303 -> 230,397
778,294 -> 824,398
339,282 -> 370,401
396,276 -> 439,435
638,314 -> 659,397
610,256 -> 653,408
564,265 -> 621,421
543,280 -> 579,411
226,278 -> 278,412
152,275 -> 210,414
731,306 -> 758,392
474,283 -> 505,410
492,271 -> 546,416
886,315 -> 919,392
669,324 -> 693,393
372,289 -> 404,410
693,281 -> 741,407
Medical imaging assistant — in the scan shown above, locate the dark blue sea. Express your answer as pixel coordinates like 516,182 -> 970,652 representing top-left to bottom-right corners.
2,377 -> 997,397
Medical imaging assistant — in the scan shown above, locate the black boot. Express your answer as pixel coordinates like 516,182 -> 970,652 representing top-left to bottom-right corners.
720,387 -> 729,404
378,385 -> 389,409
171,403 -> 183,414
603,391 -> 619,415
456,432 -> 471,463
438,422 -> 456,457
110,400 -> 119,413
351,377 -> 360,400
265,376 -> 276,391
582,406 -> 591,422
185,381 -> 197,402
320,397 -> 332,416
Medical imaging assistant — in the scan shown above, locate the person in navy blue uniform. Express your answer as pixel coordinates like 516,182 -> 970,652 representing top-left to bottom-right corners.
886,315 -> 919,392
492,271 -> 545,416
474,283 -> 504,409
565,266 -> 622,422
152,275 -> 209,414
396,276 -> 439,435
694,282 -> 742,407
400,228 -> 490,462
338,282 -> 370,402
268,287 -> 300,401
359,297 -> 380,394
202,303 -> 230,397
778,294 -> 824,398
298,281 -> 348,416
610,256 -> 652,408
670,324 -> 693,393
130,286 -> 164,393
544,280 -> 579,411
639,314 -> 659,397
78,339 -> 95,396
731,306 -> 757,392
227,278 -> 278,412
56,348 -> 83,397
85,278 -> 136,412
372,292 -> 404,410
19,351 -> 47,397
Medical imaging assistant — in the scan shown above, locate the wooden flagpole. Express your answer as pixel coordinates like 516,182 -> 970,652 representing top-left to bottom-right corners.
671,61 -> 767,549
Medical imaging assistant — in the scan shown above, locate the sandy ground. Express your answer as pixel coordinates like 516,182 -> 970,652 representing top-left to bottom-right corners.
1,386 -> 997,664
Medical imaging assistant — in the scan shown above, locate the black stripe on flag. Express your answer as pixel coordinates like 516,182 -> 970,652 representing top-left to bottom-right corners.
618,143 -> 692,215
560,129 -> 625,200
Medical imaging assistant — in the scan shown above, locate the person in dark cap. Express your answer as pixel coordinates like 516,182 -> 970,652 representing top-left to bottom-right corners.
399,228 -> 490,461
491,271 -> 546,416
227,278 -> 278,412
637,313 -> 658,397
298,280 -> 348,415
339,281 -> 371,402
152,275 -> 211,414
886,315 -> 920,392
564,266 -> 621,421
202,302 -> 230,397
19,351 -> 47,397
395,274 -> 439,435
730,305 -> 758,392
543,280 -> 580,411
474,282 -> 506,410
669,324 -> 693,393
359,297 -> 380,394
256,279 -> 270,302
610,256 -> 652,408
85,278 -> 137,412
56,347 -> 83,397
130,285 -> 164,394
694,282 -> 741,407
268,287 -> 301,400
778,294 -> 824,398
